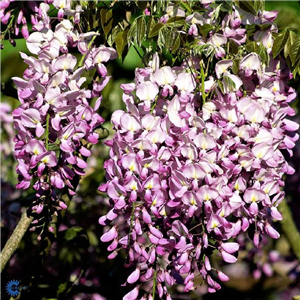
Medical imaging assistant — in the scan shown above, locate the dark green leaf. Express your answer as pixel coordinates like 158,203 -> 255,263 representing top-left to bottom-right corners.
137,17 -> 146,46
258,44 -> 269,67
57,283 -> 68,297
149,23 -> 164,38
232,59 -> 240,75
172,33 -> 181,53
128,16 -> 146,46
237,0 -> 256,15
272,28 -> 289,58
223,76 -> 237,92
87,230 -> 99,247
115,31 -> 125,58
158,26 -> 174,51
253,0 -> 264,12
107,25 -> 122,47
155,0 -> 169,14
245,42 -> 269,66
179,1 -> 192,13
218,80 -> 224,94
256,23 -> 272,31
147,17 -> 156,37
166,16 -> 185,27
136,0 -> 147,11
100,8 -> 113,38
284,30 -> 299,61
292,57 -> 300,78
211,3 -> 222,22
245,24 -> 257,36
64,227 -> 85,242
229,40 -> 239,55
128,17 -> 137,44
94,126 -> 109,139
290,39 -> 300,66
199,24 -> 214,38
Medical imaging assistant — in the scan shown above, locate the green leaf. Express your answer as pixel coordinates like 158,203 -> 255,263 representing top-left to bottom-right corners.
137,16 -> 146,46
256,23 -> 272,31
64,227 -> 85,242
253,0 -> 264,12
155,0 -> 169,14
128,16 -> 146,46
107,25 -> 122,47
245,41 -> 269,66
245,24 -> 257,36
149,23 -> 164,38
166,16 -> 185,27
211,3 -> 222,22
199,24 -> 214,38
229,39 -> 239,55
287,36 -> 300,66
147,17 -> 156,37
223,75 -> 237,92
158,27 -> 174,52
272,28 -> 289,58
237,0 -> 256,15
232,59 -> 240,75
100,8 -> 113,38
115,31 -> 125,58
284,30 -> 299,62
57,283 -> 68,297
136,0 -> 147,11
128,17 -> 137,44
179,1 -> 192,13
172,33 -> 181,53
258,45 -> 269,67
87,230 -> 99,247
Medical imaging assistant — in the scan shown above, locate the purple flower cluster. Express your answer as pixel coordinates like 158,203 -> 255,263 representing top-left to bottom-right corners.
98,46 -> 298,299
12,17 -> 116,215
0,0 -> 83,46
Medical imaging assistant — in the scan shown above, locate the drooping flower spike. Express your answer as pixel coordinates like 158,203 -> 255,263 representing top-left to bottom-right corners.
12,7 -> 117,231
99,4 -> 298,297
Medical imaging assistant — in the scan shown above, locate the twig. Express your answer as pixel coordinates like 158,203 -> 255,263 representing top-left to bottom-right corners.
1,210 -> 33,272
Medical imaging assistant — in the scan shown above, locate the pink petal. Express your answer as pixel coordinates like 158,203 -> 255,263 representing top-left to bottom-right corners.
123,287 -> 139,300
101,226 -> 117,242
221,250 -> 237,263
220,242 -> 239,254
265,223 -> 280,239
127,267 -> 140,284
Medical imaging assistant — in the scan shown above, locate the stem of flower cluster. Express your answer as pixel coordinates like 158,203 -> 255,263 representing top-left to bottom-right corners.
152,269 -> 157,300
46,113 -> 50,151
78,33 -> 98,68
